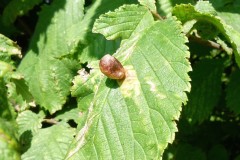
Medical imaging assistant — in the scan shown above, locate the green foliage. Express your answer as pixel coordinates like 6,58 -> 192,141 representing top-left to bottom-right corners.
0,0 -> 240,159
184,59 -> 224,123
21,123 -> 75,160
16,110 -> 44,135
67,14 -> 191,159
0,118 -> 20,160
93,5 -> 154,40
226,70 -> 240,114
2,0 -> 42,25
139,0 -> 156,12
172,1 -> 240,66
17,0 -> 83,114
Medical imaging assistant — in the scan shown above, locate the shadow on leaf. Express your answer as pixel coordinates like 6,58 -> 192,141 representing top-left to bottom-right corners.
19,130 -> 33,153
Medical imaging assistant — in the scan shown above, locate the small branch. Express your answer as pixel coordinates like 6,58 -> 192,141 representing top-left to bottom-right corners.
188,35 -> 222,50
151,11 -> 164,20
43,118 -> 58,124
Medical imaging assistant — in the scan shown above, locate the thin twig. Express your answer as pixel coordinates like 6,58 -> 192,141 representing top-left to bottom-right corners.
43,118 -> 58,124
151,11 -> 164,20
188,35 -> 222,50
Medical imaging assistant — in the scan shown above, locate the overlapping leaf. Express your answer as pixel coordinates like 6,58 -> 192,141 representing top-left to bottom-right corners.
76,0 -> 137,63
55,108 -> 82,124
11,76 -> 33,104
71,67 -> 101,111
0,34 -> 22,119
172,1 -> 240,66
21,123 -> 75,160
217,8 -> 240,33
93,4 -> 154,40
0,34 -> 21,62
27,57 -> 79,113
138,0 -> 156,12
67,5 -> 191,158
17,0 -> 83,113
155,0 -> 194,17
0,79 -> 12,119
210,0 -> 240,33
0,34 -> 21,77
16,110 -> 44,135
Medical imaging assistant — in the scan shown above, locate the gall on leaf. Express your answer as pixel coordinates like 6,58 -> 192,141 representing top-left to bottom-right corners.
99,54 -> 125,80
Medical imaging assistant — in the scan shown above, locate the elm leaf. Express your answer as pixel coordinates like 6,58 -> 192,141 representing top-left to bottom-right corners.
17,0 -> 83,113
93,4 -> 154,40
67,17 -> 191,159
21,123 -> 75,160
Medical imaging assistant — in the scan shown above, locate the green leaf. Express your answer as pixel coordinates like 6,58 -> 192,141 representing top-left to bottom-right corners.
6,79 -> 31,112
155,0 -> 194,17
27,0 -> 84,58
66,17 -> 191,159
2,0 -> 42,25
28,56 -> 79,114
0,34 -> 21,77
183,59 -> 224,124
226,69 -> 240,114
17,0 -> 84,113
195,1 -> 217,15
156,0 -> 173,16
211,1 -> 240,33
172,1 -> 240,67
16,51 -> 38,82
71,68 -> 100,111
217,7 -> 240,33
209,0 -> 232,10
21,123 -> 75,160
0,78 -> 14,120
138,0 -> 156,12
11,75 -> 33,103
0,34 -> 21,62
0,61 -> 14,77
78,34 -> 120,63
93,4 -> 154,40
55,108 -> 82,124
74,0 -> 137,62
16,110 -> 44,135
0,118 -> 20,160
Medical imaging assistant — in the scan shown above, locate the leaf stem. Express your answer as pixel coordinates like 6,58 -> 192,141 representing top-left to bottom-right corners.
151,11 -> 163,20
